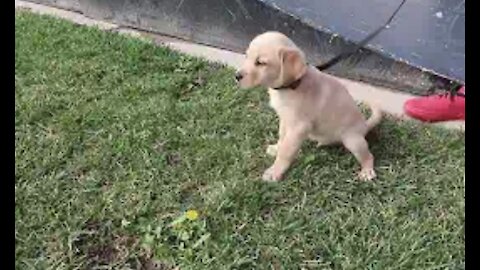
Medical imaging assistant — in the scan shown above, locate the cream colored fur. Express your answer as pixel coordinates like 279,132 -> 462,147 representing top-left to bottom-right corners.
236,32 -> 382,182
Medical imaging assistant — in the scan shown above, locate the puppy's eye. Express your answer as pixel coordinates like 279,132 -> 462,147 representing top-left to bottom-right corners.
255,59 -> 266,66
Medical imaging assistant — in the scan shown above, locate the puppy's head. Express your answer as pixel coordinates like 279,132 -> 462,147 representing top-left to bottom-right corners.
236,32 -> 307,89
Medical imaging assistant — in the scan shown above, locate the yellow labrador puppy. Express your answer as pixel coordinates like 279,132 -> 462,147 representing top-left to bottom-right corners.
235,32 -> 382,182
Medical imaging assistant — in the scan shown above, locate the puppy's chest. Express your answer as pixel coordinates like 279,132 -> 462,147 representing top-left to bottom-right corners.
268,90 -> 294,115
268,95 -> 282,113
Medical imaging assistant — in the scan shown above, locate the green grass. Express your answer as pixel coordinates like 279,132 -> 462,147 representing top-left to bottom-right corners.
15,11 -> 465,270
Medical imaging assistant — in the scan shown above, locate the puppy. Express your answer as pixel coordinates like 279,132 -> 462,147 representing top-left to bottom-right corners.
236,32 -> 382,182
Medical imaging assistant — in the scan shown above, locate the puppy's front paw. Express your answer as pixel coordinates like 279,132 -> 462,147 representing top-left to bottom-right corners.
266,144 -> 278,157
358,168 -> 376,181
262,166 -> 283,182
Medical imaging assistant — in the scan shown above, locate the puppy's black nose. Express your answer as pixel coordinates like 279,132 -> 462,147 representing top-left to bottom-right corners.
235,72 -> 243,81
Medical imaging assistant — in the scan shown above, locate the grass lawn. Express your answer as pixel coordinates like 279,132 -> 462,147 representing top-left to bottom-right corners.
15,11 -> 465,270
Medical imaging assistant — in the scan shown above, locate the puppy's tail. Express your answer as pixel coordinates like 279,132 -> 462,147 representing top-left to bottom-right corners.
365,102 -> 383,132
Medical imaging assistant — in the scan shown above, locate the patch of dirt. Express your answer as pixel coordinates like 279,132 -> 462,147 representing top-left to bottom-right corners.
166,153 -> 182,166
87,244 -> 117,265
72,220 -> 139,267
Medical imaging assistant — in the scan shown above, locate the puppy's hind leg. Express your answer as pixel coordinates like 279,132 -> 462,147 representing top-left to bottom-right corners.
342,134 -> 376,181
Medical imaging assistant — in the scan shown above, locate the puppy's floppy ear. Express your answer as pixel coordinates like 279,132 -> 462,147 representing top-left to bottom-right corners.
277,47 -> 307,85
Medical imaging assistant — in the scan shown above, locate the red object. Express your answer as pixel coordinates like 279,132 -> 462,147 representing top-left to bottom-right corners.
403,86 -> 465,122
